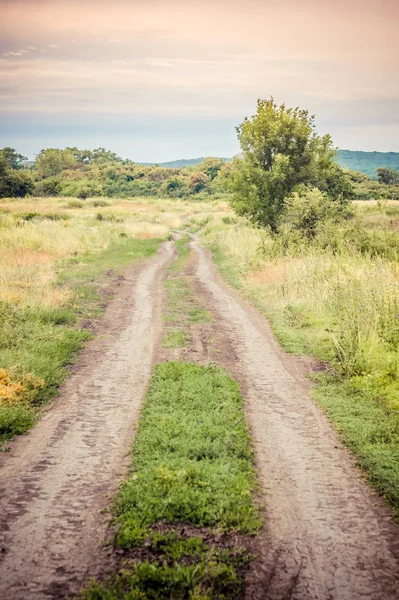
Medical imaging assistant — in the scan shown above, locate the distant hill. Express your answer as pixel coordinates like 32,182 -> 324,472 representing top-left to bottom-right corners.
336,150 -> 399,179
138,157 -> 232,168
138,151 -> 399,179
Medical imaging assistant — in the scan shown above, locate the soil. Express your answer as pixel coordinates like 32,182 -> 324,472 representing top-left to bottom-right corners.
0,241 -> 175,599
0,237 -> 399,600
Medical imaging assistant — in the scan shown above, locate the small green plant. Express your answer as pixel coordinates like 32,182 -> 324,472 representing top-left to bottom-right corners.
162,329 -> 188,348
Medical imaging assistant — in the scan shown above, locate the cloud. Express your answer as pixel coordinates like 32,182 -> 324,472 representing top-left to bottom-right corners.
0,0 -> 398,156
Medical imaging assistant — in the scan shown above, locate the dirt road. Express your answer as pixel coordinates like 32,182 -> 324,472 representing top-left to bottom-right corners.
1,236 -> 399,600
0,241 -> 174,599
191,237 -> 399,600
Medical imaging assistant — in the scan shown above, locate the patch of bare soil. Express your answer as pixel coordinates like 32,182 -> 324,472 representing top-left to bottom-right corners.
0,241 -> 174,600
190,236 -> 399,600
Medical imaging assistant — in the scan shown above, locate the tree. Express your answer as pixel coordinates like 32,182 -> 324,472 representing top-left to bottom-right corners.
35,148 -> 75,178
34,177 -> 62,197
164,177 -> 186,197
0,147 -> 28,170
229,98 -> 352,231
196,158 -> 224,181
377,167 -> 399,185
0,156 -> 34,197
189,172 -> 209,194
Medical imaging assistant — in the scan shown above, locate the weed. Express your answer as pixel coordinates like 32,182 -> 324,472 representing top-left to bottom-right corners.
162,329 -> 188,349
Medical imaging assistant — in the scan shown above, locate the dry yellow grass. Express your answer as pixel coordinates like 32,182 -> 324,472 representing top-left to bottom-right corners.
0,196 -> 229,310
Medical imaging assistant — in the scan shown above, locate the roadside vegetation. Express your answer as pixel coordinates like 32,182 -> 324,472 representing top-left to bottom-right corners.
200,97 -> 399,517
82,361 -> 260,599
0,196 -> 225,442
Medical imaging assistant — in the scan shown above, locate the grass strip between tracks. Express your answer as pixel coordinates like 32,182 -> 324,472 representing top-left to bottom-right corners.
162,235 -> 211,350
82,361 -> 261,599
0,237 -> 161,442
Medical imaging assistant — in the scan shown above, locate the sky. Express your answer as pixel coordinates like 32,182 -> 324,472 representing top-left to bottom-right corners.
0,0 -> 398,162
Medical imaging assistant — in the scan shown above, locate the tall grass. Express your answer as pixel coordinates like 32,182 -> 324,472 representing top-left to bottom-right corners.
205,219 -> 399,409
203,205 -> 399,515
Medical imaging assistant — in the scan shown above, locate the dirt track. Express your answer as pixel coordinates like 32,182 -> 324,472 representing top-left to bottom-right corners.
0,237 -> 399,600
0,241 -> 174,599
191,237 -> 399,600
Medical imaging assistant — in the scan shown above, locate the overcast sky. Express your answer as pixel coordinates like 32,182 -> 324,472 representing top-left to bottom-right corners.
0,0 -> 398,162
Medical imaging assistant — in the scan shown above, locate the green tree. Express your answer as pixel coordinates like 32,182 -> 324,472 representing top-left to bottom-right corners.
189,172 -> 209,194
0,156 -> 34,197
0,147 -> 28,170
196,158 -> 224,181
229,98 -> 352,231
377,167 -> 399,185
35,148 -> 75,178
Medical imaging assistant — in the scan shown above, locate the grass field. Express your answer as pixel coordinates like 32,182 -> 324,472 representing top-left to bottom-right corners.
0,196 -> 228,441
202,200 -> 399,518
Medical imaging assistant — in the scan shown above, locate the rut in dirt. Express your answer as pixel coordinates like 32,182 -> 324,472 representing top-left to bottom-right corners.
190,237 -> 399,600
0,241 -> 174,600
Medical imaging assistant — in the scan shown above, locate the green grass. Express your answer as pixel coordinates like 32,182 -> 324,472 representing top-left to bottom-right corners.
169,234 -> 191,272
0,237 -> 161,442
82,361 -> 259,599
115,362 -> 260,547
313,376 -> 399,520
164,236 -> 212,327
162,329 -> 188,349
164,278 -> 191,323
187,307 -> 212,324
82,548 -> 247,600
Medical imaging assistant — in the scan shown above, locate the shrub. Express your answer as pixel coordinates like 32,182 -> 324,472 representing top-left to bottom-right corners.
66,199 -> 84,209
282,187 -> 353,239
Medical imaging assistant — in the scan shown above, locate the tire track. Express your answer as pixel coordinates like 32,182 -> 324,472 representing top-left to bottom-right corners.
0,241 -> 174,600
191,237 -> 399,600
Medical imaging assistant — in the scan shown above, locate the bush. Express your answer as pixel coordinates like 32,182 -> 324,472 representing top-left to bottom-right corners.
0,405 -> 35,440
282,187 -> 353,239
66,199 -> 84,209
91,199 -> 111,207
0,156 -> 34,198
34,177 -> 62,197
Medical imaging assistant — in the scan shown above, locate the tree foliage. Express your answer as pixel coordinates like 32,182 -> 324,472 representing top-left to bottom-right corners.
377,167 -> 399,185
0,147 -> 27,170
0,156 -> 34,198
229,98 -> 352,230
282,187 -> 353,239
35,148 -> 75,178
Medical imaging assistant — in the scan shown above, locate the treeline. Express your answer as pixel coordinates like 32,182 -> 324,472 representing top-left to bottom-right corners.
1,144 -> 399,201
0,147 -> 230,199
347,168 -> 399,201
